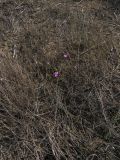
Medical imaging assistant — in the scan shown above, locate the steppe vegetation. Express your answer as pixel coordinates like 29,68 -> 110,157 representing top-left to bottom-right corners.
0,0 -> 120,159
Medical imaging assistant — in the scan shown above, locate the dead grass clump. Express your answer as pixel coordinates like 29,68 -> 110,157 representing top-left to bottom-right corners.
0,0 -> 120,160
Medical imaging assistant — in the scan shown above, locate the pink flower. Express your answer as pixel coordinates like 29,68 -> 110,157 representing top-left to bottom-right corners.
63,52 -> 70,59
52,71 -> 60,78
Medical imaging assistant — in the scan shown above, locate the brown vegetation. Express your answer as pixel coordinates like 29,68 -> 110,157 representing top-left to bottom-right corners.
0,0 -> 120,160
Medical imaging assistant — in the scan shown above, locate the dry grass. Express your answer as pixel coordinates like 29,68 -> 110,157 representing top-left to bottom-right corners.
0,0 -> 120,160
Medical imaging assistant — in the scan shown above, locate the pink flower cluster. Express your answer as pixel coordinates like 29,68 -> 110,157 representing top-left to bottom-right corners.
52,71 -> 60,78
52,52 -> 70,78
63,52 -> 70,59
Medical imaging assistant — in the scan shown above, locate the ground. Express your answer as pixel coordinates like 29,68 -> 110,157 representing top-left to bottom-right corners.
0,0 -> 120,160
